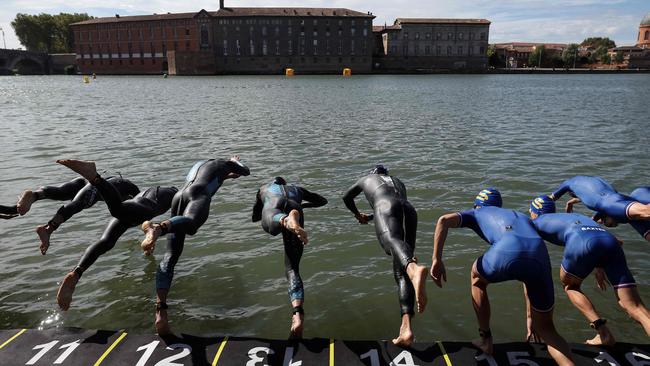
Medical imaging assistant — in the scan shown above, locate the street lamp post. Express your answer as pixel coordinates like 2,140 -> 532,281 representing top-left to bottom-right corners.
538,46 -> 542,68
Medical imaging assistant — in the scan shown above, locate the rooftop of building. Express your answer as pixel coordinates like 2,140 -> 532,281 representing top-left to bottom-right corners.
372,25 -> 401,32
395,18 -> 491,25
71,7 -> 374,25
642,12 -> 650,26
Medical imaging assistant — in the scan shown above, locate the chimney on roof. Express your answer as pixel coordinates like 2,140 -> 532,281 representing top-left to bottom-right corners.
115,14 -> 120,18
219,0 -> 224,9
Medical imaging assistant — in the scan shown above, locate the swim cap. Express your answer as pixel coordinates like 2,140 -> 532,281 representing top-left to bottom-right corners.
274,176 -> 287,185
530,195 -> 556,215
474,188 -> 502,208
370,164 -> 388,175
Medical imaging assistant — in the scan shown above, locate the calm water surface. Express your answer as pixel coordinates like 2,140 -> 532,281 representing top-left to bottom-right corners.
0,74 -> 648,343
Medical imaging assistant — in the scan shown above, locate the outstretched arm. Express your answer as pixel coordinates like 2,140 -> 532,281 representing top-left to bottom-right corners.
300,188 -> 328,209
342,180 -> 369,224
252,190 -> 263,222
565,197 -> 581,212
549,179 -> 571,201
430,213 -> 461,287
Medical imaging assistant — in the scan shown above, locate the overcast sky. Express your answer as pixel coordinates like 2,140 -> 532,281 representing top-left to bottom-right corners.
0,0 -> 647,49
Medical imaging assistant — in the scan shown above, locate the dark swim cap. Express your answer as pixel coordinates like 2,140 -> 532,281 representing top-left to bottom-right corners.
530,195 -> 556,215
474,188 -> 502,208
274,177 -> 287,185
370,164 -> 388,175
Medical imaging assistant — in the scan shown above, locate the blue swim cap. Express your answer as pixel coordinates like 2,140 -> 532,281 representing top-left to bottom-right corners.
530,195 -> 556,215
370,164 -> 388,175
474,188 -> 502,208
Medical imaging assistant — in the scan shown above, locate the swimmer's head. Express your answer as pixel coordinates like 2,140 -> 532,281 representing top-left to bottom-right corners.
474,188 -> 502,208
370,164 -> 389,175
274,176 -> 287,185
529,195 -> 556,218
593,212 -> 618,227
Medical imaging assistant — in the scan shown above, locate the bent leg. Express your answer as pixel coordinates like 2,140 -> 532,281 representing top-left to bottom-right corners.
616,286 -> 650,336
155,232 -> 185,335
283,229 -> 305,339
531,309 -> 575,366
57,219 -> 130,311
0,204 -> 18,219
470,260 -> 493,355
560,268 -> 614,345
17,177 -> 86,215
391,253 -> 415,347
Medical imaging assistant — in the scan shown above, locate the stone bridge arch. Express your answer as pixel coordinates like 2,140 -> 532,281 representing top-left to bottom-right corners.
0,50 -> 49,74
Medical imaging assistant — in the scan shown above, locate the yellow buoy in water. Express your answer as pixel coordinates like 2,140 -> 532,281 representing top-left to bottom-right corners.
343,68 -> 352,77
285,68 -> 295,77
83,75 -> 90,83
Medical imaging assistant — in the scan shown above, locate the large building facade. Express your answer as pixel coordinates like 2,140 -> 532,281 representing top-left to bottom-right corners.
71,3 -> 375,75
373,18 -> 491,71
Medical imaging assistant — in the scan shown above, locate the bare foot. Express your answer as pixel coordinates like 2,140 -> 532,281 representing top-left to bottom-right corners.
17,190 -> 35,215
36,225 -> 51,255
155,308 -> 172,335
284,210 -> 308,245
57,272 -> 79,311
289,313 -> 304,339
392,327 -> 414,347
586,332 -> 615,346
409,264 -> 428,313
140,221 -> 161,255
56,159 -> 98,181
472,337 -> 494,355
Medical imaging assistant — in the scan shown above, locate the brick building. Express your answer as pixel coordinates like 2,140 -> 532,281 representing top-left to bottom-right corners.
71,1 -> 374,75
372,18 -> 491,71
492,43 -> 568,68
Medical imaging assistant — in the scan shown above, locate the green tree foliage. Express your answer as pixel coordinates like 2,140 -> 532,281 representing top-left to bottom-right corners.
615,51 -> 624,64
580,37 -> 616,49
487,45 -> 503,68
528,45 -> 546,67
11,13 -> 92,53
561,44 -> 580,68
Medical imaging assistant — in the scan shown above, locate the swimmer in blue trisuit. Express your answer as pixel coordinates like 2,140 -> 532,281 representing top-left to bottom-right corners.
55,159 -> 177,311
12,176 -> 139,254
252,177 -> 328,339
430,189 -> 574,365
140,156 -> 250,334
343,165 -> 429,347
529,195 -> 650,346
629,187 -> 650,241
0,204 -> 18,219
549,176 -> 650,242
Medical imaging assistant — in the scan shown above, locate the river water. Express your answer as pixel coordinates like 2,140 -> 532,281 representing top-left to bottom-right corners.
0,74 -> 648,344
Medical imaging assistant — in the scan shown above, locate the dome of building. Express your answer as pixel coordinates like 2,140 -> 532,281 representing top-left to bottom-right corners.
642,13 -> 650,26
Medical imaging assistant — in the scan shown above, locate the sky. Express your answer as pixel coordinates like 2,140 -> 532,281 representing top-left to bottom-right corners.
0,0 -> 647,49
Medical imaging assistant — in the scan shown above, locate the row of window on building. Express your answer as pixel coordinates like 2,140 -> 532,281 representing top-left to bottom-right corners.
77,26 -> 192,42
220,39 -> 368,56
388,44 -> 486,56
388,31 -> 487,41
219,25 -> 369,37
218,18 -> 370,27
78,41 -> 192,58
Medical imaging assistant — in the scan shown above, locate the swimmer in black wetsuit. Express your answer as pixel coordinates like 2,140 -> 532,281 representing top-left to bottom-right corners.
139,156 -> 250,335
342,165 -> 428,347
13,176 -> 139,254
55,159 -> 177,311
252,177 -> 328,339
0,204 -> 18,219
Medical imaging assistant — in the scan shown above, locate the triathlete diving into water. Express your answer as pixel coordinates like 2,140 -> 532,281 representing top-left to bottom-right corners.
55,159 -> 177,311
431,189 -> 574,366
529,195 -> 650,346
342,165 -> 428,347
12,176 -> 139,254
252,176 -> 328,339
140,156 -> 250,335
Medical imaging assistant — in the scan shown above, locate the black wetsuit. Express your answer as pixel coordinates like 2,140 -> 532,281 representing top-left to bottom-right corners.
156,159 -> 250,290
252,177 -> 327,301
26,177 -> 140,230
343,173 -> 417,316
0,205 -> 18,219
74,175 -> 177,277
